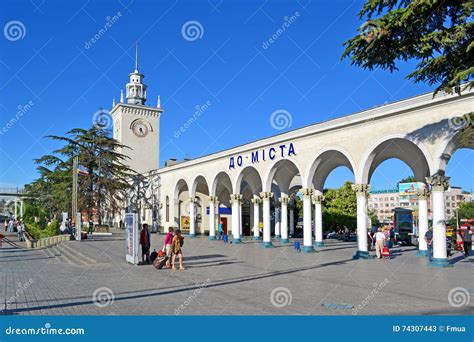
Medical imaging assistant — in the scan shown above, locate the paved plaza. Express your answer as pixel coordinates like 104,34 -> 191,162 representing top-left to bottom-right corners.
0,230 -> 472,316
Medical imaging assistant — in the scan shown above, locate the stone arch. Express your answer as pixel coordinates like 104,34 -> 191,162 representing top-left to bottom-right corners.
190,174 -> 210,197
304,147 -> 356,191
263,159 -> 304,194
434,130 -> 474,174
173,178 -> 189,228
234,166 -> 263,195
358,134 -> 433,184
210,171 -> 233,197
173,178 -> 189,200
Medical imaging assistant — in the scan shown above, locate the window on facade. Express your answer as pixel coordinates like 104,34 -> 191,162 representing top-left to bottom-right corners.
166,196 -> 169,222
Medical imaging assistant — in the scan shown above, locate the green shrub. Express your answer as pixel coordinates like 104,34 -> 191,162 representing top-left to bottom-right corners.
25,220 -> 59,240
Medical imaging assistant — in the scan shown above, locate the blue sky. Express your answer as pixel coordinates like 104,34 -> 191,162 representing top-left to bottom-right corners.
0,0 -> 472,192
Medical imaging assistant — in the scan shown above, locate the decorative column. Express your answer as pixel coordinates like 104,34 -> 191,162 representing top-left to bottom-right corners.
416,186 -> 430,256
208,196 -> 218,240
189,197 -> 197,237
260,192 -> 274,248
289,202 -> 295,237
301,188 -> 315,253
251,197 -> 262,240
274,202 -> 281,239
230,194 -> 243,244
426,175 -> 451,267
14,199 -> 18,219
312,193 -> 325,247
279,196 -> 290,243
352,184 -> 372,259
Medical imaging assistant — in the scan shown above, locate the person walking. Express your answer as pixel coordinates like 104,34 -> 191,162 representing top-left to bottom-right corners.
218,220 -> 224,240
369,225 -> 378,251
17,220 -> 25,242
462,226 -> 472,258
424,226 -> 434,260
375,228 -> 386,259
171,229 -> 185,271
163,227 -> 174,268
139,223 -> 151,264
7,219 -> 14,233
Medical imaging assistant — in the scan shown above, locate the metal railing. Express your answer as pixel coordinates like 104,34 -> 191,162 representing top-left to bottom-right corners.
0,188 -> 26,195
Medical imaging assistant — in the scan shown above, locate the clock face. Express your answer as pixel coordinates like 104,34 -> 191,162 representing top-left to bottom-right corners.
131,120 -> 148,137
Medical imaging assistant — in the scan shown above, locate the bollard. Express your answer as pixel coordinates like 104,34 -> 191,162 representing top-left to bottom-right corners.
294,240 -> 301,253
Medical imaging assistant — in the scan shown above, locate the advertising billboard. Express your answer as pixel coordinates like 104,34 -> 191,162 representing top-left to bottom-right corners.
399,182 -> 421,204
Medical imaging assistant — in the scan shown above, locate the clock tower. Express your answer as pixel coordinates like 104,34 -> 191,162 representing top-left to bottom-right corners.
111,45 -> 163,174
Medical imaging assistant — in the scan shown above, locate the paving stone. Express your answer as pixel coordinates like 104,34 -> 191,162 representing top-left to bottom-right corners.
0,233 -> 472,315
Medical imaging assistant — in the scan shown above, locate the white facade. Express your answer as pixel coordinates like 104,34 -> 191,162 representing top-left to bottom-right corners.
112,58 -> 473,264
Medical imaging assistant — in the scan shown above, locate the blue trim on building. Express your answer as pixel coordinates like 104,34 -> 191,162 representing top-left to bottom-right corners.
208,236 -> 216,241
280,238 -> 290,244
302,246 -> 316,253
314,241 -> 325,247
353,250 -> 374,259
252,236 -> 261,240
416,249 -> 429,257
261,241 -> 274,248
232,238 -> 243,244
189,233 -> 196,238
429,257 -> 452,267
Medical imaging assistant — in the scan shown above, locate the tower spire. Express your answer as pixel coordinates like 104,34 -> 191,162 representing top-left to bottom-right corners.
135,42 -> 139,72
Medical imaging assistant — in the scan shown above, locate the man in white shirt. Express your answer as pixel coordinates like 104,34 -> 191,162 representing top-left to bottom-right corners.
375,228 -> 386,259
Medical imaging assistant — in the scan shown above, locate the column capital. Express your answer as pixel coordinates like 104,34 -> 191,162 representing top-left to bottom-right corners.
300,188 -> 313,198
208,196 -> 219,204
312,194 -> 325,204
230,193 -> 243,203
251,197 -> 262,204
189,197 -> 198,204
426,175 -> 450,192
279,197 -> 290,205
416,188 -> 430,200
351,183 -> 370,197
259,192 -> 274,200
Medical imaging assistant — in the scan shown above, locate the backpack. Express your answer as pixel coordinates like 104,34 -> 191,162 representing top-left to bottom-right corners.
150,249 -> 158,263
180,236 -> 184,247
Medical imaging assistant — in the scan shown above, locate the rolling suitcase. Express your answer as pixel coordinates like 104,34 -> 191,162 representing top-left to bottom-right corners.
382,246 -> 390,259
153,256 -> 168,269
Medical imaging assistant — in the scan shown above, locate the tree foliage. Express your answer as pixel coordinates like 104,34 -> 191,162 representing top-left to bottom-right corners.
458,201 -> 474,220
25,127 -> 135,223
323,181 -> 379,231
397,175 -> 417,187
342,0 -> 473,94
